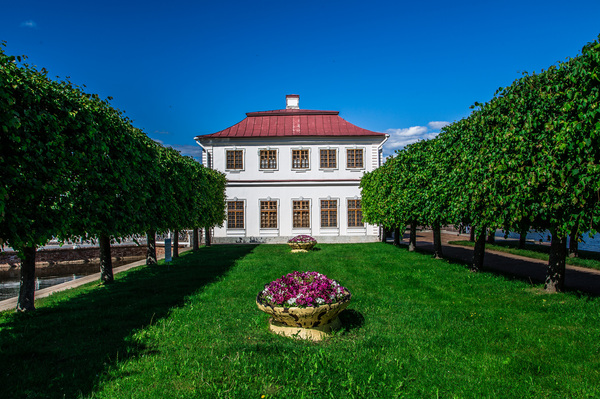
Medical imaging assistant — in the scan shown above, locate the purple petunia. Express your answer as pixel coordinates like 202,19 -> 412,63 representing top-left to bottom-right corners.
259,271 -> 348,308
287,235 -> 317,244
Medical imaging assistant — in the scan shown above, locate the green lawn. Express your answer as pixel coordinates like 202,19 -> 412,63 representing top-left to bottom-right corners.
449,239 -> 600,271
1,243 -> 599,398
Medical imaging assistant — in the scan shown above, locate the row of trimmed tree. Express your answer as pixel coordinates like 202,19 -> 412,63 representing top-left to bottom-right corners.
0,43 -> 226,311
361,35 -> 600,292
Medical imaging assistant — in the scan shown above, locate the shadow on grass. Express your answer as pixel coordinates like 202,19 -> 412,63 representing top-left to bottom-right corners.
338,308 -> 365,332
393,236 -> 600,298
0,244 -> 258,399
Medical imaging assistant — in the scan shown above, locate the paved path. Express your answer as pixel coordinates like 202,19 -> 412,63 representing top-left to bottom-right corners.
0,248 -> 191,313
402,230 -> 600,296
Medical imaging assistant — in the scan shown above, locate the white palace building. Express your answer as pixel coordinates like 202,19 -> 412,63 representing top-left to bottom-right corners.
194,95 -> 388,243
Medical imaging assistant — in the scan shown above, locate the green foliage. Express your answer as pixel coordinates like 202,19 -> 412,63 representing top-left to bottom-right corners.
196,166 -> 227,229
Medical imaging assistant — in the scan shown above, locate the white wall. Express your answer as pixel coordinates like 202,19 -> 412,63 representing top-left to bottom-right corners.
198,136 -> 386,243
208,137 -> 382,182
215,184 -> 379,243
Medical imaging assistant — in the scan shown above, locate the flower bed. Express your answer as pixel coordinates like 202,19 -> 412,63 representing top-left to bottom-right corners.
257,271 -> 349,308
287,235 -> 317,244
256,271 -> 352,340
287,235 -> 317,252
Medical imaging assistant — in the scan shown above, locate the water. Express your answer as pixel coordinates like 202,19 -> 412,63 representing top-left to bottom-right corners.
0,257 -> 144,302
0,273 -> 95,301
494,230 -> 600,252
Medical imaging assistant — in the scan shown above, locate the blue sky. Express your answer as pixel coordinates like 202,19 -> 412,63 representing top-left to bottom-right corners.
2,0 -> 599,159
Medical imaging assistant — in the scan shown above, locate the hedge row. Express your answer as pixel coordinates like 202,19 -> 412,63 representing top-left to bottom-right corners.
361,35 -> 600,292
0,43 -> 226,310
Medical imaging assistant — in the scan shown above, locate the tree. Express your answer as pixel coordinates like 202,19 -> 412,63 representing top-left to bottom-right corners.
0,48 -> 92,310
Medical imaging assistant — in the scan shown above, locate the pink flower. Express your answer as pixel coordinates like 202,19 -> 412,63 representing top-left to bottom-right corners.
259,271 -> 349,308
288,235 -> 317,244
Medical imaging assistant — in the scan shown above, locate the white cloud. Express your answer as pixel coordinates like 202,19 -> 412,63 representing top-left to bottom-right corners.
383,120 -> 450,157
20,20 -> 37,28
428,121 -> 450,130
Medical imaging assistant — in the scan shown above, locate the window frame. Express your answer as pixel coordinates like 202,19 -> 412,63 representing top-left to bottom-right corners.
319,148 -> 338,170
292,199 -> 311,229
226,200 -> 245,230
260,200 -> 279,229
258,148 -> 278,171
320,199 -> 338,228
291,148 -> 311,171
225,149 -> 244,171
347,198 -> 364,228
346,148 -> 365,169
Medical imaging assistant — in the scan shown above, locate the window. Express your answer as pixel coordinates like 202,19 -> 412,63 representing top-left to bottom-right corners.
292,149 -> 310,169
347,149 -> 364,169
293,200 -> 310,228
320,149 -> 337,169
260,149 -> 277,169
347,199 -> 363,227
227,201 -> 244,229
260,200 -> 278,228
320,199 -> 338,228
226,150 -> 243,169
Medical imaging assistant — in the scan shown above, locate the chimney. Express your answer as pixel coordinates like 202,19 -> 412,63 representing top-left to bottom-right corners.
286,94 -> 299,109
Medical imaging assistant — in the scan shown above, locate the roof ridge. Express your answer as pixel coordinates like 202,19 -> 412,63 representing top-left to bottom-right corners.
246,109 -> 339,117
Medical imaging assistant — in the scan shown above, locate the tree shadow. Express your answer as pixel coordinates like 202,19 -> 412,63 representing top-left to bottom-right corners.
403,235 -> 600,298
0,244 -> 258,399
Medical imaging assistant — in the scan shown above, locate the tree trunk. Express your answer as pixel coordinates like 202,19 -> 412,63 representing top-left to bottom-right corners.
432,223 -> 443,259
173,229 -> 179,258
17,245 -> 36,312
518,228 -> 528,249
545,233 -> 567,293
471,226 -> 486,272
205,227 -> 211,247
568,226 -> 579,258
192,228 -> 200,251
486,229 -> 496,244
146,230 -> 157,265
99,234 -> 114,283
380,227 -> 387,242
469,225 -> 476,242
393,226 -> 401,246
408,222 -> 417,252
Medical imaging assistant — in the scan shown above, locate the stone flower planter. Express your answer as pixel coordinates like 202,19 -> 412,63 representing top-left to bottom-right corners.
256,289 -> 351,341
287,242 -> 316,252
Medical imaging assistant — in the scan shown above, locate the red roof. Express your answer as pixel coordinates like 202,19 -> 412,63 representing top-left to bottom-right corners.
196,108 -> 386,139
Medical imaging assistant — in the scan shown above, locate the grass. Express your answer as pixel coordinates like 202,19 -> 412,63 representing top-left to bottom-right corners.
1,243 -> 599,398
449,239 -> 600,271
